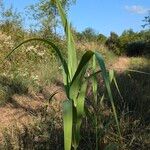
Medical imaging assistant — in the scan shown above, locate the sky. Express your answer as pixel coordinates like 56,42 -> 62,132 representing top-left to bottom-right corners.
2,0 -> 150,36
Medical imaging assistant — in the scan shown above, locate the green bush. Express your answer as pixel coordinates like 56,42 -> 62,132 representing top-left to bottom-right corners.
105,32 -> 120,55
126,41 -> 146,56
144,42 -> 150,55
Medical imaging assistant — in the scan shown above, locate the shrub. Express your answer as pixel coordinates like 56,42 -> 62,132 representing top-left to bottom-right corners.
105,32 -> 120,55
144,42 -> 150,55
126,41 -> 146,56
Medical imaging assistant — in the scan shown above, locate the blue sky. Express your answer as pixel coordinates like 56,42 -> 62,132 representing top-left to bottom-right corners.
2,0 -> 150,36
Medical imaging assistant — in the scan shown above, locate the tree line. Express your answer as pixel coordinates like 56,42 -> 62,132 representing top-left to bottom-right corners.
0,0 -> 149,57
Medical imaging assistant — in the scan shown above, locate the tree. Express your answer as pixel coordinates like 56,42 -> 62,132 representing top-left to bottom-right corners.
0,4 -> 22,28
97,33 -> 107,44
119,29 -> 142,54
142,11 -> 150,28
81,27 -> 97,42
27,0 -> 76,37
105,32 -> 120,54
0,1 -> 24,41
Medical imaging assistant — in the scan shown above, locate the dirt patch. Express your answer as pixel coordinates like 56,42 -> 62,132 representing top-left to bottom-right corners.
0,94 -> 43,142
0,83 -> 66,144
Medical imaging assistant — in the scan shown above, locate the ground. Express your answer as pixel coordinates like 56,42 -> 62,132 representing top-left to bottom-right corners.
0,83 -> 66,144
0,57 -> 130,144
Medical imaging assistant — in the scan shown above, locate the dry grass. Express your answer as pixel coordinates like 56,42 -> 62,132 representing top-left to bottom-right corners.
0,82 -> 66,144
111,57 -> 130,73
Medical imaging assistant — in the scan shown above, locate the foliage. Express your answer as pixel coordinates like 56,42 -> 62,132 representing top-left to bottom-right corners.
97,33 -> 107,44
126,41 -> 146,56
119,29 -> 140,54
105,32 -> 120,55
138,30 -> 150,42
142,11 -> 150,28
27,0 -> 76,35
0,4 -> 22,27
119,29 -> 150,56
0,31 -> 14,54
105,29 -> 150,56
81,27 -> 97,42
0,3 -> 25,42
75,28 -> 107,43
0,56 -> 149,149
50,2 -> 121,149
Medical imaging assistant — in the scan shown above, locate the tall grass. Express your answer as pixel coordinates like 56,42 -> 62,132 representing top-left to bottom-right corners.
3,0 -> 121,149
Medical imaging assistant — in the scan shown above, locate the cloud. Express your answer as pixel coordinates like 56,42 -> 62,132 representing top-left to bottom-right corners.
125,5 -> 149,14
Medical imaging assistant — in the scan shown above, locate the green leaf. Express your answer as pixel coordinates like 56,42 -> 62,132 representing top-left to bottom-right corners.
127,69 -> 150,75
109,70 -> 123,100
55,0 -> 77,79
71,51 -> 94,85
67,22 -> 77,79
72,81 -> 87,149
2,38 -> 69,79
92,54 -> 97,101
109,69 -> 114,83
63,100 -> 73,150
2,38 -> 71,96
94,52 -> 121,138
69,51 -> 93,105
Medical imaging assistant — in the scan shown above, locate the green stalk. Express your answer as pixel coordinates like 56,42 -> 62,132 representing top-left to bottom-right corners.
92,54 -> 98,150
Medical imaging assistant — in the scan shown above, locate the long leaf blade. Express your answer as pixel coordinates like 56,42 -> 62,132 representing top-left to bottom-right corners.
2,38 -> 69,85
63,100 -> 73,150
94,52 -> 121,138
55,0 -> 77,79
109,70 -> 123,100
69,51 -> 93,104
72,81 -> 87,149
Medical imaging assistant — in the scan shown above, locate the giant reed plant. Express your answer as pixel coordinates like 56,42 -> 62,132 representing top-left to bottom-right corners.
3,0 -> 121,149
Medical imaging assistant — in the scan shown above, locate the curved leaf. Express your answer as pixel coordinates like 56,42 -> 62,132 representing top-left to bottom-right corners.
69,51 -> 93,105
109,70 -> 123,100
4,38 -> 69,76
71,51 -> 94,85
94,52 -> 121,138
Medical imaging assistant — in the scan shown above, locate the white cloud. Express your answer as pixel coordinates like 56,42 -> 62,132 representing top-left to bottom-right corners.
125,5 -> 149,14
